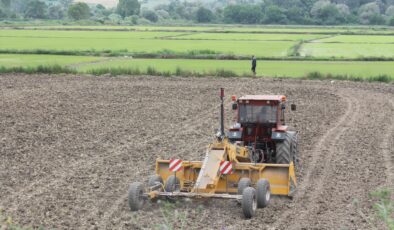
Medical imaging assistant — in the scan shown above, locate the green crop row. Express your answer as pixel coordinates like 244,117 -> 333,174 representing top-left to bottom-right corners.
1,29 -> 394,59
0,34 -> 294,57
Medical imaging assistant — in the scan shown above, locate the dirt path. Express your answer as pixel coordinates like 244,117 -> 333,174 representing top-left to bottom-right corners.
0,74 -> 392,229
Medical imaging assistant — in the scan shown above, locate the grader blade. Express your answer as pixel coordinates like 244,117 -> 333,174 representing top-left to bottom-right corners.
193,148 -> 226,191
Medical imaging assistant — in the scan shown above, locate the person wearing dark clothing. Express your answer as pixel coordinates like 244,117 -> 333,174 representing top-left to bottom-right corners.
251,55 -> 257,76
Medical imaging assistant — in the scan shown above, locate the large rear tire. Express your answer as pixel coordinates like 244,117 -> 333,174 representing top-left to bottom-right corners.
289,131 -> 298,164
238,178 -> 252,195
256,179 -> 270,208
164,175 -> 180,192
275,132 -> 297,164
128,182 -> 145,211
242,187 -> 257,219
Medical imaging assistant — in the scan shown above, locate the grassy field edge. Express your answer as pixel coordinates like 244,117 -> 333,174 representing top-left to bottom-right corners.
0,65 -> 392,83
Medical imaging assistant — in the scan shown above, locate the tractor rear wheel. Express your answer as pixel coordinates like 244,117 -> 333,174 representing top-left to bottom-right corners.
238,178 -> 252,195
242,187 -> 257,219
164,175 -> 180,192
128,182 -> 145,211
275,132 -> 297,164
289,131 -> 298,164
256,179 -> 270,208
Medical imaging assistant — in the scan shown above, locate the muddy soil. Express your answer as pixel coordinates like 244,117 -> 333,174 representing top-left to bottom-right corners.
0,74 -> 393,229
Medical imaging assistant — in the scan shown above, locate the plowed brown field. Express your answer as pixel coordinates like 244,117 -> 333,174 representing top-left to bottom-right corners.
0,74 -> 393,229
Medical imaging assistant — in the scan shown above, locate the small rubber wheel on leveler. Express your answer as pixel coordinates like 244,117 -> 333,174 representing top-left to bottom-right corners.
242,187 -> 257,218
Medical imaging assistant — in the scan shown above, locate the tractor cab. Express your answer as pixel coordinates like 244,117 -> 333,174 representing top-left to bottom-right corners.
228,95 -> 297,164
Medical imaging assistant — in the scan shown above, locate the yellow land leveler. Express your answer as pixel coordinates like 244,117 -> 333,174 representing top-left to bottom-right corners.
128,88 -> 298,218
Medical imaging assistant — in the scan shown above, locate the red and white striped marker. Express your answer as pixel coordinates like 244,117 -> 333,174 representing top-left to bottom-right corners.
220,161 -> 233,175
169,159 -> 183,172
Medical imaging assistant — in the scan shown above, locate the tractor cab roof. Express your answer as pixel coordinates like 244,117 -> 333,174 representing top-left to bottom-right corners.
238,95 -> 286,102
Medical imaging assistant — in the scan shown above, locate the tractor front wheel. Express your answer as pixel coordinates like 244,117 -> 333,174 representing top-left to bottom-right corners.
242,187 -> 257,219
256,179 -> 270,208
128,182 -> 145,211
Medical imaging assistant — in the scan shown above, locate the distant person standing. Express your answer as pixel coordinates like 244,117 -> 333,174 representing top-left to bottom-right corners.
251,55 -> 257,76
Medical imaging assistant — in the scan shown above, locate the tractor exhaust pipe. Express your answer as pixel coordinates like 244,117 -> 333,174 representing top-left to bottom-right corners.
220,88 -> 224,137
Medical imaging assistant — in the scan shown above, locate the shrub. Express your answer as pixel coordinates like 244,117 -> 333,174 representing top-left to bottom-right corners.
0,65 -> 77,74
146,66 -> 158,75
214,69 -> 237,78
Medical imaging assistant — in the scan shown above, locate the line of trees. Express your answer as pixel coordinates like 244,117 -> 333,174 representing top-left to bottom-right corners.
0,0 -> 394,26
0,0 -> 93,20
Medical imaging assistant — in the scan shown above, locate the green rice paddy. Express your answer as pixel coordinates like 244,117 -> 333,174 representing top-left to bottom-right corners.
0,25 -> 393,80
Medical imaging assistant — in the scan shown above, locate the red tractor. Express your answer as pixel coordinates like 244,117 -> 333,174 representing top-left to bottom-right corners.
228,95 -> 298,165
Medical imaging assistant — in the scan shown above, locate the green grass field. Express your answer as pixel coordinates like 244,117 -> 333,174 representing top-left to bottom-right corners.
0,31 -> 295,57
0,54 -> 102,67
0,25 -> 393,81
170,33 -> 324,41
300,43 -> 394,58
77,58 -> 394,78
1,54 -> 392,79
315,35 -> 394,43
0,29 -> 183,39
1,28 -> 394,58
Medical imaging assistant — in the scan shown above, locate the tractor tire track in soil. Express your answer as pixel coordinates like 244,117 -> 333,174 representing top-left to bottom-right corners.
0,74 -> 392,229
382,99 -> 394,188
275,87 -> 393,229
274,91 -> 360,228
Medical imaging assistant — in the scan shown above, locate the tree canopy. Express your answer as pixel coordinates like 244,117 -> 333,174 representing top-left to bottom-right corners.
117,0 -> 140,18
24,0 -> 47,19
195,7 -> 214,23
0,0 -> 393,26
68,2 -> 90,20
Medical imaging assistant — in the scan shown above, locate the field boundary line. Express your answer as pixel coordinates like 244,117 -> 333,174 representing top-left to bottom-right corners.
154,32 -> 196,39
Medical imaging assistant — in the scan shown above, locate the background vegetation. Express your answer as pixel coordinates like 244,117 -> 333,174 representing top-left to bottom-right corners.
1,0 -> 394,26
